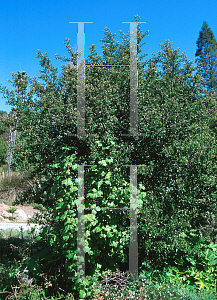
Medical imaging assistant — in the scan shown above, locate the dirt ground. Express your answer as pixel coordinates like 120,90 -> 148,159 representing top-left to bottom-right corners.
0,173 -> 42,222
0,202 -> 41,221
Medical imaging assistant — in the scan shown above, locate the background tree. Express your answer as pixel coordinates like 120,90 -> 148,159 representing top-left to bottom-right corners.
9,130 -> 34,172
195,21 -> 217,139
195,20 -> 217,93
0,110 -> 7,116
0,111 -> 11,141
0,136 -> 7,165
0,112 -> 34,172
0,111 -> 16,169
0,110 -> 8,135
0,111 -> 9,168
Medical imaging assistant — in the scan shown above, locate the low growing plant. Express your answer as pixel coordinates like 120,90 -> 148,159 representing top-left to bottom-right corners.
165,229 -> 217,292
8,206 -> 16,213
31,203 -> 45,211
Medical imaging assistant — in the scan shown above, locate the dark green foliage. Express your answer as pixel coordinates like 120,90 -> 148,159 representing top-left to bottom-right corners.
10,131 -> 34,173
165,228 -> 217,290
134,40 -> 217,271
195,21 -> 217,93
195,20 -> 217,172
0,110 -> 7,117
0,136 -> 7,165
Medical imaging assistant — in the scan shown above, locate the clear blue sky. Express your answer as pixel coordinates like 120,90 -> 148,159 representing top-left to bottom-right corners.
0,0 -> 216,114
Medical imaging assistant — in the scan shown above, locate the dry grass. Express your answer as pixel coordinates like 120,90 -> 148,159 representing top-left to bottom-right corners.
0,167 -> 37,206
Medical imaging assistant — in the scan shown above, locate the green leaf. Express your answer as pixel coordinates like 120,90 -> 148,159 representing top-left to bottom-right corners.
105,171 -> 112,179
66,252 -> 75,259
52,163 -> 59,168
35,235 -> 42,242
105,180 -> 111,186
99,160 -> 107,166
62,178 -> 73,186
106,157 -> 113,164
51,184 -> 58,193
79,289 -> 86,298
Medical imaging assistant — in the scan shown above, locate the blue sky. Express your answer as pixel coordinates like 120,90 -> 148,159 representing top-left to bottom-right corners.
0,0 -> 216,114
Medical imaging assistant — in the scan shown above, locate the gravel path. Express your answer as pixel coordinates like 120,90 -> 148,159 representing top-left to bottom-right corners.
0,222 -> 44,233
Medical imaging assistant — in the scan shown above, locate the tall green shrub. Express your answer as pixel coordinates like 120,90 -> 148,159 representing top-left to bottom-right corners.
1,14 -> 217,295
135,41 -> 217,269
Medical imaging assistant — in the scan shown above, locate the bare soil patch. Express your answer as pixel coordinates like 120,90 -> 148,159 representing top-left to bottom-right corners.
0,171 -> 42,223
0,202 -> 41,222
